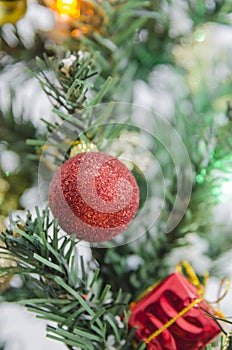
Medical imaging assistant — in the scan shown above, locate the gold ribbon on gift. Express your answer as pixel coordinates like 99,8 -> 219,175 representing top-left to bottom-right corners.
145,297 -> 203,344
177,260 -> 230,318
176,260 -> 205,296
130,260 -> 230,347
223,329 -> 232,350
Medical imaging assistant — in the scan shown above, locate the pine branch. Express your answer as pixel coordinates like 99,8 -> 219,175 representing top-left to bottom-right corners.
0,102 -> 37,153
172,111 -> 232,246
187,0 -> 232,26
0,22 -> 48,71
92,229 -> 171,297
0,108 -> 37,216
25,52 -> 98,114
24,52 -> 119,166
0,343 -> 6,350
0,207 -> 137,349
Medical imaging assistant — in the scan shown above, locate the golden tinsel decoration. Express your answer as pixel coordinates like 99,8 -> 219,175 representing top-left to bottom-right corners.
0,220 -> 21,293
0,238 -> 17,293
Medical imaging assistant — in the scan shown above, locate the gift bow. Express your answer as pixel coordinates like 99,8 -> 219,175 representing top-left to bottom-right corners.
177,261 -> 231,350
176,260 -> 230,317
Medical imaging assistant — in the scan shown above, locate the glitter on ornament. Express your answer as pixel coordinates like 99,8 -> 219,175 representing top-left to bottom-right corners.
49,152 -> 139,242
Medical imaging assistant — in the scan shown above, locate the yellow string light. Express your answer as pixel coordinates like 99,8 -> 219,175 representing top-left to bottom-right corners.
56,0 -> 80,18
44,0 -> 81,19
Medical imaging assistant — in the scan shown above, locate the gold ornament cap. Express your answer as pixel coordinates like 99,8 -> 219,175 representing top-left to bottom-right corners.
70,140 -> 99,157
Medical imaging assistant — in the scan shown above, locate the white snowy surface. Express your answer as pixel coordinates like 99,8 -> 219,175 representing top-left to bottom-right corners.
0,62 -> 53,128
0,238 -> 92,349
0,1 -> 54,128
0,303 -> 65,350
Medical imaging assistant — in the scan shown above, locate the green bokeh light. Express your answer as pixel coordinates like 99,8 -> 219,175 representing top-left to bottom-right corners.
196,174 -> 204,184
194,29 -> 206,42
196,168 -> 207,184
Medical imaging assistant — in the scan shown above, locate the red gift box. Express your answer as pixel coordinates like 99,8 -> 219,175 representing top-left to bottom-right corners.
129,272 -> 221,350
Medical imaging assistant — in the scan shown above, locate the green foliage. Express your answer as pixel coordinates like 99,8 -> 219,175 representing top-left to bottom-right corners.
1,1 -> 232,349
0,106 -> 36,150
0,25 -> 47,72
0,207 -> 138,349
186,0 -> 232,26
25,52 -> 119,165
0,108 -> 37,216
26,53 -> 99,114
0,343 -> 6,350
78,0 -> 152,79
92,231 -> 171,297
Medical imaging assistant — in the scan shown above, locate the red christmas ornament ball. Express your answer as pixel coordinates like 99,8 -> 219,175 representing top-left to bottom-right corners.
48,152 -> 140,242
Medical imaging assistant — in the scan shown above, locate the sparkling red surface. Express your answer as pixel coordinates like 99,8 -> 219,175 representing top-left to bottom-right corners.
49,152 -> 139,242
128,272 -> 220,350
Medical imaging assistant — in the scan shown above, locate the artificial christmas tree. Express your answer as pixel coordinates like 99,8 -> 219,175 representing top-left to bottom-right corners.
1,1 -> 232,349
